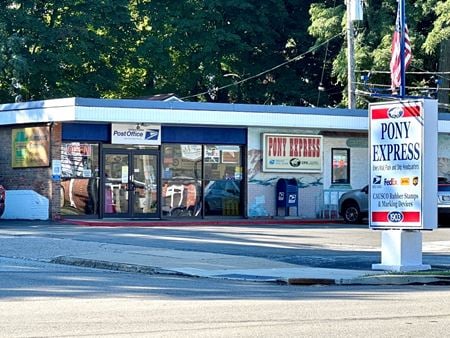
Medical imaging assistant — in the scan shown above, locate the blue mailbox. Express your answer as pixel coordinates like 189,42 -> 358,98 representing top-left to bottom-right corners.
276,178 -> 299,216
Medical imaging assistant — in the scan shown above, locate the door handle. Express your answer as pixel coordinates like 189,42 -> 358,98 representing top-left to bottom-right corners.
127,174 -> 135,191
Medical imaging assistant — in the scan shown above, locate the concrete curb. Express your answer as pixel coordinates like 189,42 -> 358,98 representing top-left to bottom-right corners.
285,275 -> 450,286
51,256 -> 286,284
339,274 -> 450,285
50,256 -> 450,286
51,256 -> 188,277
284,278 -> 337,285
59,218 -> 343,227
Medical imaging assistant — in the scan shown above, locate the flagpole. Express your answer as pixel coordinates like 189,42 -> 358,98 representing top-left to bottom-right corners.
399,0 -> 406,98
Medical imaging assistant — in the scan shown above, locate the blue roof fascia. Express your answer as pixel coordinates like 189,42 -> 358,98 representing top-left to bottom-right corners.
439,112 -> 450,121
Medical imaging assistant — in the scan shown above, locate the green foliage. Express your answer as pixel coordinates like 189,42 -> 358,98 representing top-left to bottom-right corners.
307,0 -> 445,107
424,1 -> 450,54
308,3 -> 344,41
0,0 -> 134,101
134,0 -> 324,105
0,0 -> 447,107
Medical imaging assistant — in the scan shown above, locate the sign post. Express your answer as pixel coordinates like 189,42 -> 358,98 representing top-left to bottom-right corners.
369,99 -> 438,271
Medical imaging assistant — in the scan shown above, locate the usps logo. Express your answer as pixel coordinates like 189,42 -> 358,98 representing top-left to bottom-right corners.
145,129 -> 159,141
373,175 -> 382,184
288,194 -> 296,203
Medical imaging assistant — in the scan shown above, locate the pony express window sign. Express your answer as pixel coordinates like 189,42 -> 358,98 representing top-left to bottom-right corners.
262,133 -> 323,172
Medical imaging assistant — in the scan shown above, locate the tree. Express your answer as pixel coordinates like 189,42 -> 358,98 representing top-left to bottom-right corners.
424,1 -> 450,105
307,0 -> 442,108
0,1 -> 134,102
134,0 -> 331,106
0,1 -> 445,107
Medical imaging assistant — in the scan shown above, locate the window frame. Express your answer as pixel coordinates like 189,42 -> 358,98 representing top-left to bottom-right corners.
331,148 -> 350,185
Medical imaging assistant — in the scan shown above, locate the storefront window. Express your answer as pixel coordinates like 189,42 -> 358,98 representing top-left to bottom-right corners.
332,148 -> 350,184
162,145 -> 202,216
161,144 -> 243,217
60,142 -> 99,215
204,145 -> 242,216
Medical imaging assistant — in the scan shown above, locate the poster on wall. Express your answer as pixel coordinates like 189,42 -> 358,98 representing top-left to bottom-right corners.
111,124 -> 161,145
181,145 -> 202,161
262,133 -> 323,172
204,147 -> 220,163
12,126 -> 50,168
61,142 -> 94,178
221,150 -> 239,164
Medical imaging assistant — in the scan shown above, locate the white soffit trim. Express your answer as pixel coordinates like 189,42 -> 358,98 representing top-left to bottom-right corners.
0,98 -> 76,125
75,106 -> 368,131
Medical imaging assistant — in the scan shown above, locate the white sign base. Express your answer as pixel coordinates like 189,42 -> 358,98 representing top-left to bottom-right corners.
372,230 -> 430,272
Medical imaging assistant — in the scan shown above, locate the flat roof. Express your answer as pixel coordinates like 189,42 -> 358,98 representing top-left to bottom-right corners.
0,97 -> 449,132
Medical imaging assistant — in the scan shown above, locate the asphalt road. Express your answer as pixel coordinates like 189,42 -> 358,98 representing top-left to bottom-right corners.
1,222 -> 450,337
1,257 -> 450,337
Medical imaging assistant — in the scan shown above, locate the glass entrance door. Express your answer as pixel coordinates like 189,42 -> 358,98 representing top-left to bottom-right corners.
131,151 -> 158,217
103,150 -> 159,218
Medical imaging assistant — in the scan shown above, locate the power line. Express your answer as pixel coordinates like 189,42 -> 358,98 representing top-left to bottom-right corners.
180,32 -> 345,101
317,0 -> 338,107
357,70 -> 450,75
410,65 -> 450,86
357,66 -> 450,86
355,81 -> 450,91
356,89 -> 450,111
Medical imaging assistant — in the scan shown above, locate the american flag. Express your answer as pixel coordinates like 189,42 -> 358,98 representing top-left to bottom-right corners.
390,1 -> 412,90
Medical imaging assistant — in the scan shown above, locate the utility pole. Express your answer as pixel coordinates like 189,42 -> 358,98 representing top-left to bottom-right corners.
347,9 -> 356,109
346,1 -> 363,109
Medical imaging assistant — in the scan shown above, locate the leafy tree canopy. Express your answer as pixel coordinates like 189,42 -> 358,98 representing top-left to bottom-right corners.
0,1 -> 447,108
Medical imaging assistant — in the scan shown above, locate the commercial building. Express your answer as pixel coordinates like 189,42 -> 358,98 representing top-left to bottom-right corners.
0,97 -> 449,221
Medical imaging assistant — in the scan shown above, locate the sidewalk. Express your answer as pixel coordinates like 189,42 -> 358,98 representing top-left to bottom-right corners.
1,221 -> 449,285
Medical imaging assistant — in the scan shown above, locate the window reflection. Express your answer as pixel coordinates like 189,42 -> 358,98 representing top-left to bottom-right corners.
204,145 -> 242,216
60,143 -> 99,216
162,144 -> 202,180
332,148 -> 350,185
162,144 -> 243,217
204,179 -> 241,216
162,179 -> 202,216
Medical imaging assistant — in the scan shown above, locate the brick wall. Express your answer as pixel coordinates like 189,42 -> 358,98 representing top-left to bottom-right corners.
51,123 -> 62,220
0,123 -> 62,220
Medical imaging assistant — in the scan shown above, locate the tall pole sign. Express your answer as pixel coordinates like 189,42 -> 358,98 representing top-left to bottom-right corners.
369,99 -> 438,271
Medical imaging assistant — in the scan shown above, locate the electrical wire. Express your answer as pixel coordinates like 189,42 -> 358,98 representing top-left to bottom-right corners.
180,32 -> 345,101
316,0 -> 337,107
410,65 -> 450,85
357,70 -> 450,75
355,89 -> 450,111
355,81 -> 449,91
357,67 -> 450,87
